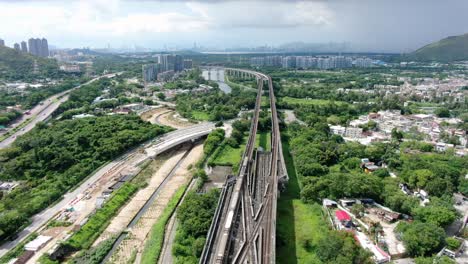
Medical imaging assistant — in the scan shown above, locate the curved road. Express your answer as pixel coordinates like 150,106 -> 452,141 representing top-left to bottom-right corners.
0,72 -> 122,149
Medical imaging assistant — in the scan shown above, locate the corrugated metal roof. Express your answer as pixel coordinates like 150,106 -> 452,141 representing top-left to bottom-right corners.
335,210 -> 351,221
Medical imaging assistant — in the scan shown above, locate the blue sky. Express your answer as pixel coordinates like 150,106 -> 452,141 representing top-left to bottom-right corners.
0,0 -> 467,52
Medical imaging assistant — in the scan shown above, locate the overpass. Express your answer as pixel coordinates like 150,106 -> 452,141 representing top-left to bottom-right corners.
200,68 -> 287,264
0,122 -> 215,259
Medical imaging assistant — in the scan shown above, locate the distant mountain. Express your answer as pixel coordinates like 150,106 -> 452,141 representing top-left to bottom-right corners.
408,33 -> 468,62
0,45 -> 58,80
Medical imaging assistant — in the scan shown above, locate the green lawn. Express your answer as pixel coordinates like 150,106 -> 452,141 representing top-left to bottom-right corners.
211,132 -> 267,169
261,96 -> 269,107
191,110 -> 211,121
258,132 -> 271,151
212,143 -> 245,166
276,135 -> 329,264
282,97 -> 344,106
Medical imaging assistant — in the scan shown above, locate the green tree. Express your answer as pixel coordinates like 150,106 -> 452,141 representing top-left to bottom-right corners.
316,231 -> 372,264
409,169 -> 434,188
445,237 -> 461,250
398,222 -> 446,257
412,206 -> 457,227
435,107 -> 450,118
391,128 -> 404,142
351,204 -> 365,218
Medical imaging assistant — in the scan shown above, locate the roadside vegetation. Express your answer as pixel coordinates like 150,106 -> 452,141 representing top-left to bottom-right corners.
140,185 -> 188,264
69,236 -> 116,264
172,189 -> 219,264
0,115 -> 169,241
66,183 -> 139,250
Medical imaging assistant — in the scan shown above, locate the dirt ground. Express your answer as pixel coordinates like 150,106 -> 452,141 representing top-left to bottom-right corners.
92,149 -> 187,246
204,165 -> 232,190
365,213 -> 406,256
108,143 -> 204,264
140,107 -> 169,122
156,111 -> 194,129
141,107 -> 193,129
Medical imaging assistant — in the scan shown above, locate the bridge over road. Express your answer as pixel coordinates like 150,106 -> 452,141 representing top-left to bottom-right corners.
0,122 -> 215,260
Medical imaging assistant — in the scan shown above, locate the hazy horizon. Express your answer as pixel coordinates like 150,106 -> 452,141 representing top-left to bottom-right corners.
1,0 -> 467,52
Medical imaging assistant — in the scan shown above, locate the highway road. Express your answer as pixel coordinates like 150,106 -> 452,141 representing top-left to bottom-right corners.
0,121 -> 214,259
0,73 -> 121,149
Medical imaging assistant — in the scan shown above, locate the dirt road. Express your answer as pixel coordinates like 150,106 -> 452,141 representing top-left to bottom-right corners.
108,144 -> 204,263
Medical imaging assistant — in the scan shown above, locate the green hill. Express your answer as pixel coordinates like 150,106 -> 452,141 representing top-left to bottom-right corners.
0,45 -> 59,81
408,33 -> 468,62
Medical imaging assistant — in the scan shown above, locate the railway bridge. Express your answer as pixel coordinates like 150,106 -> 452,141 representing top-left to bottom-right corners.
200,68 -> 288,264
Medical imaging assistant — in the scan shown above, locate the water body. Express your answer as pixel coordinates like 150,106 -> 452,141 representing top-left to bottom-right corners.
202,69 -> 232,94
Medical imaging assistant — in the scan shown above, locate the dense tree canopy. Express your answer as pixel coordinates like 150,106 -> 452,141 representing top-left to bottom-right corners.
316,231 -> 372,264
176,86 -> 256,121
173,189 -> 219,264
396,222 -> 446,257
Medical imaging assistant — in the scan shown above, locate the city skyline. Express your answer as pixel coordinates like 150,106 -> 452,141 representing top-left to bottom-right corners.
1,0 -> 468,52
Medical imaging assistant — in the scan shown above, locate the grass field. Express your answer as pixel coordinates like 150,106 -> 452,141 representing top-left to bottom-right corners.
276,135 -> 329,264
140,185 -> 187,264
211,132 -> 267,167
282,97 -> 344,106
212,143 -> 245,166
191,110 -> 211,121
261,96 -> 269,107
258,132 -> 271,151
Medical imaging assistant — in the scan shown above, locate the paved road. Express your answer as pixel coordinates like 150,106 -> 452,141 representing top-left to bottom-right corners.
0,122 -> 215,259
0,73 -> 121,149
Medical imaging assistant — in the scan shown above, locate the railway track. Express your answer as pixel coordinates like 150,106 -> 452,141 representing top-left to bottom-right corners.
100,144 -> 193,263
200,68 -> 287,264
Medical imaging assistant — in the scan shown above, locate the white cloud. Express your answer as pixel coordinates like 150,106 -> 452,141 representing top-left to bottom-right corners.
0,0 -> 210,43
186,1 -> 333,29
0,0 -> 333,44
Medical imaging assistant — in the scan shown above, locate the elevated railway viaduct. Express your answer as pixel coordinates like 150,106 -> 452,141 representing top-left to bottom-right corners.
200,68 -> 288,264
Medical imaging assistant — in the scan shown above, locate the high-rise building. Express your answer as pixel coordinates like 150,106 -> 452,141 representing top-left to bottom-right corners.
21,41 -> 27,52
41,38 -> 49,57
0,39 -> 4,47
317,57 -> 333,70
13,43 -> 20,51
174,55 -> 184,72
166,55 -> 175,72
156,54 -> 186,72
28,38 -> 39,56
142,64 -> 160,83
265,56 -> 282,67
332,56 -> 352,68
354,58 -> 373,68
183,59 -> 193,69
250,55 -> 370,70
250,57 -> 265,67
157,54 -> 168,71
28,38 -> 49,57
281,56 -> 296,68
